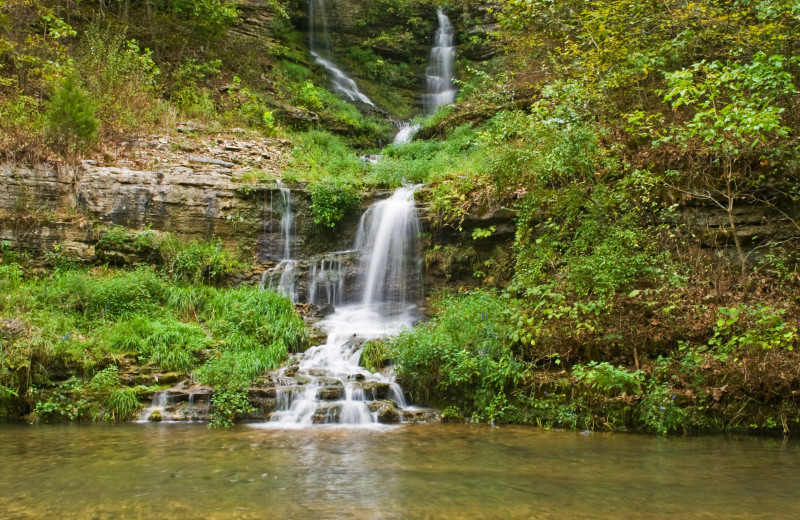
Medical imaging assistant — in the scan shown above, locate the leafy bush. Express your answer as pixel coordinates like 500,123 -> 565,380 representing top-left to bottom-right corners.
48,266 -> 165,317
78,25 -> 161,134
572,361 -> 643,395
309,181 -> 362,228
360,340 -> 389,373
389,291 -> 528,421
160,237 -> 240,284
637,381 -> 686,435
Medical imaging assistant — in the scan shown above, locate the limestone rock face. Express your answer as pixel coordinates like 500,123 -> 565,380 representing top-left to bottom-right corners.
75,163 -> 245,240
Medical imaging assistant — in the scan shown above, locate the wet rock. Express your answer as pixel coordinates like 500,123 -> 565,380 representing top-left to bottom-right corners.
367,400 -> 399,423
316,377 -> 343,387
248,387 -> 279,399
400,408 -> 442,424
148,410 -> 163,422
307,326 -> 328,346
312,402 -> 341,424
353,381 -> 390,400
317,386 -> 344,400
314,304 -> 336,318
243,390 -> 278,421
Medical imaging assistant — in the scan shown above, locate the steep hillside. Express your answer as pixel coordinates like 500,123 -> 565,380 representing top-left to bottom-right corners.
2,0 -> 800,434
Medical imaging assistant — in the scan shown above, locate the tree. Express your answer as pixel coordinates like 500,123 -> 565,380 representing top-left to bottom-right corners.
659,52 -> 798,281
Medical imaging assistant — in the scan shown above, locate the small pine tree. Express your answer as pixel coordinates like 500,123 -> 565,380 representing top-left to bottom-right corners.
45,74 -> 99,154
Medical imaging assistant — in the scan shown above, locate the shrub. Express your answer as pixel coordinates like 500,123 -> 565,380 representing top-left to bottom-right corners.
389,291 -> 528,421
78,25 -> 161,134
572,361 -> 643,395
45,74 -> 99,153
159,237 -> 240,284
309,181 -> 362,228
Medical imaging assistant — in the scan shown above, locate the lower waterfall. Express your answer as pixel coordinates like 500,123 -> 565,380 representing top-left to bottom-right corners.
255,187 -> 421,428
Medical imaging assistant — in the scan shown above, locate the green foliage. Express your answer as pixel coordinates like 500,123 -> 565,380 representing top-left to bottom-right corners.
309,181 -> 362,228
360,340 -> 389,373
48,266 -> 165,318
78,25 -> 161,133
705,305 -> 797,361
390,291 -> 528,421
160,237 -> 240,285
572,361 -> 643,395
209,388 -> 252,428
0,260 -> 306,423
106,315 -> 210,372
661,53 -> 796,158
286,131 -> 366,183
45,74 -> 99,153
637,381 -> 686,435
97,225 -> 133,250
33,377 -> 89,422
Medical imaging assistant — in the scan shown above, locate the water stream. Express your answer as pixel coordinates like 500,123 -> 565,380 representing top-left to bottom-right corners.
424,9 -> 458,114
261,185 -> 299,302
308,0 -> 375,106
393,10 -> 458,144
392,121 -> 420,145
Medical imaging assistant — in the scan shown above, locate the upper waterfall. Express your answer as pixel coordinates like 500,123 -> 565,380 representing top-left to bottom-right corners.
424,9 -> 458,114
308,0 -> 375,106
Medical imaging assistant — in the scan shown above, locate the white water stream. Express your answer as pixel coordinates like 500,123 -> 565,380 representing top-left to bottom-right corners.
393,10 -> 458,144
257,187 -> 421,428
393,121 -> 420,145
424,9 -> 458,114
308,0 -> 375,106
261,184 -> 299,302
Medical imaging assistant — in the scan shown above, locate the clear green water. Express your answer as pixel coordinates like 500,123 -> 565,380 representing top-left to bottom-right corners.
1,423 -> 799,519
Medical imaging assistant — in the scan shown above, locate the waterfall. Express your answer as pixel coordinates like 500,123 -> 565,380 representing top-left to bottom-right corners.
356,187 -> 421,314
424,9 -> 458,114
262,186 -> 298,302
278,186 -> 293,261
256,187 -> 422,428
308,0 -> 375,106
393,121 -> 420,145
307,253 -> 349,306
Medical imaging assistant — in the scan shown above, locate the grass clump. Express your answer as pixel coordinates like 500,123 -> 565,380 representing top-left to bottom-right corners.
0,255 -> 307,425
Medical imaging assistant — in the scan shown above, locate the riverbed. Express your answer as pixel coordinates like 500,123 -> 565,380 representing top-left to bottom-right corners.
1,423 -> 797,519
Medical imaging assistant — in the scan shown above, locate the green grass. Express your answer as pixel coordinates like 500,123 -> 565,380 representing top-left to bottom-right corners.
0,259 -> 307,423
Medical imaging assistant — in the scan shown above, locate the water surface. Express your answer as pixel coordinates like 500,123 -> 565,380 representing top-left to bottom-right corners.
1,423 -> 798,519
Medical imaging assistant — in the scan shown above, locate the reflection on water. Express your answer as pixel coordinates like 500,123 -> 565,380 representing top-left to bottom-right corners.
1,423 -> 799,519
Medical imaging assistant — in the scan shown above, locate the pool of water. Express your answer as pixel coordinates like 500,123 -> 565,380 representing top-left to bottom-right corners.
1,423 -> 798,519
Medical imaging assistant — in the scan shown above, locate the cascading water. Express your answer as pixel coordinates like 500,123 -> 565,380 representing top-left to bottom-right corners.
423,9 -> 458,114
392,10 -> 458,144
256,187 -> 422,428
262,185 -> 298,302
278,186 -> 293,261
393,121 -> 420,145
306,252 -> 350,306
308,0 -> 375,106
356,187 -> 422,315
